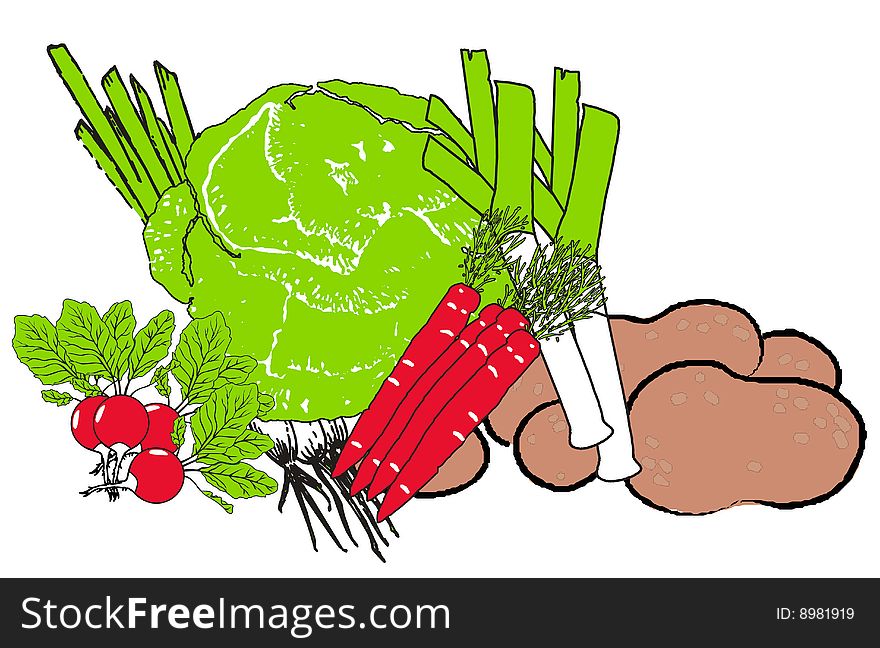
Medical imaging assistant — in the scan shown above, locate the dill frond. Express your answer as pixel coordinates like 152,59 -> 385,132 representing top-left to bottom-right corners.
503,240 -> 606,340
460,207 -> 529,290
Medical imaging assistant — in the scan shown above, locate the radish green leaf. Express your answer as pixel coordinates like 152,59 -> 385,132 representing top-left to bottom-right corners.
172,312 -> 231,404
71,375 -> 103,397
151,364 -> 171,398
199,462 -> 277,499
41,389 -> 74,406
128,310 -> 175,379
190,384 -> 258,455
256,392 -> 274,418
172,415 -> 187,448
200,489 -> 233,514
56,300 -> 116,379
12,315 -> 76,385
198,427 -> 274,464
102,301 -> 136,379
214,355 -> 257,388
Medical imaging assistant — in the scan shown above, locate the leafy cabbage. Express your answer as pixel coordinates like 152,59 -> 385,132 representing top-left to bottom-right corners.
142,82 -> 482,420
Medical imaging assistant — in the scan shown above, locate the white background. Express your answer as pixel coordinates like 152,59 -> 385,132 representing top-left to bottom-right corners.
2,0 -> 877,578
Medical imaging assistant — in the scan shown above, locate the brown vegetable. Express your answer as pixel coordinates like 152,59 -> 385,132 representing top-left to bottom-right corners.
626,363 -> 864,514
611,300 -> 762,397
751,329 -> 841,389
488,300 -> 763,445
487,355 -> 558,445
513,401 -> 599,490
416,431 -> 489,497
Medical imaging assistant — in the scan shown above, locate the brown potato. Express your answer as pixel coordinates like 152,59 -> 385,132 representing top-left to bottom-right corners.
488,300 -> 763,445
611,300 -> 763,397
627,363 -> 864,514
514,401 -> 599,490
417,431 -> 489,497
487,354 -> 558,445
751,329 -> 841,389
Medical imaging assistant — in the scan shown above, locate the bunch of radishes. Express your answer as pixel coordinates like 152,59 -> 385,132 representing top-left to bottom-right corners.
13,299 -> 278,514
72,395 -> 184,503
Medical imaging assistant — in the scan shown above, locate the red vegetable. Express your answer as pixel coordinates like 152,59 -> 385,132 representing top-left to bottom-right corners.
377,329 -> 540,520
361,303 -> 502,492
332,284 -> 480,477
349,303 -> 508,496
129,448 -> 185,503
361,307 -> 528,498
71,396 -> 106,450
143,403 -> 180,452
93,395 -> 149,448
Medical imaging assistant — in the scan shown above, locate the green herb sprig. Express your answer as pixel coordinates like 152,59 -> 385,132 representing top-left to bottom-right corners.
502,241 -> 606,340
460,207 -> 529,290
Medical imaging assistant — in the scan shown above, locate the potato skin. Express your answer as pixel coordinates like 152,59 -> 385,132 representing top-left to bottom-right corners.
488,299 -> 763,445
485,300 -> 859,510
751,329 -> 841,389
626,362 -> 864,514
513,401 -> 599,491
417,431 -> 489,497
486,354 -> 558,445
611,300 -> 763,397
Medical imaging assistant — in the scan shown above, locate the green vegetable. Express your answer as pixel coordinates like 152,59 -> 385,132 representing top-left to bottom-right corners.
102,68 -> 171,190
71,376 -> 104,397
199,426 -> 275,464
102,301 -> 136,380
555,106 -> 620,252
171,312 -> 230,405
460,208 -> 527,291
12,298 -> 277,510
200,489 -> 234,514
426,95 -> 475,161
461,50 -> 497,180
130,74 -> 184,184
42,390 -> 74,406
190,384 -> 259,455
171,416 -> 187,448
128,310 -> 175,380
256,392 -> 275,417
491,82 -> 536,225
502,240 -> 606,339
427,50 -> 628,458
150,364 -> 171,397
154,61 -> 195,156
213,355 -> 257,388
200,462 -> 277,499
12,314 -> 76,386
550,69 -> 581,206
49,46 -> 154,219
50,45 -> 509,421
423,136 -> 493,212
56,300 -> 117,379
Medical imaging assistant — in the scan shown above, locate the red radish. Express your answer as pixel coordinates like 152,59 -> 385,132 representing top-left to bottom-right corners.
357,307 -> 529,498
128,448 -> 185,503
378,329 -> 540,520
80,448 -> 185,504
143,403 -> 180,452
71,396 -> 106,450
332,284 -> 480,477
93,395 -> 149,448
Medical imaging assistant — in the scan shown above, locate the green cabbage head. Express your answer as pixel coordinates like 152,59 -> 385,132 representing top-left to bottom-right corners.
142,81 -> 483,420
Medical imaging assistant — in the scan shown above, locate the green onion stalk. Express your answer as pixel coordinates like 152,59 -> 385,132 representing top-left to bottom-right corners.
424,50 -> 640,480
